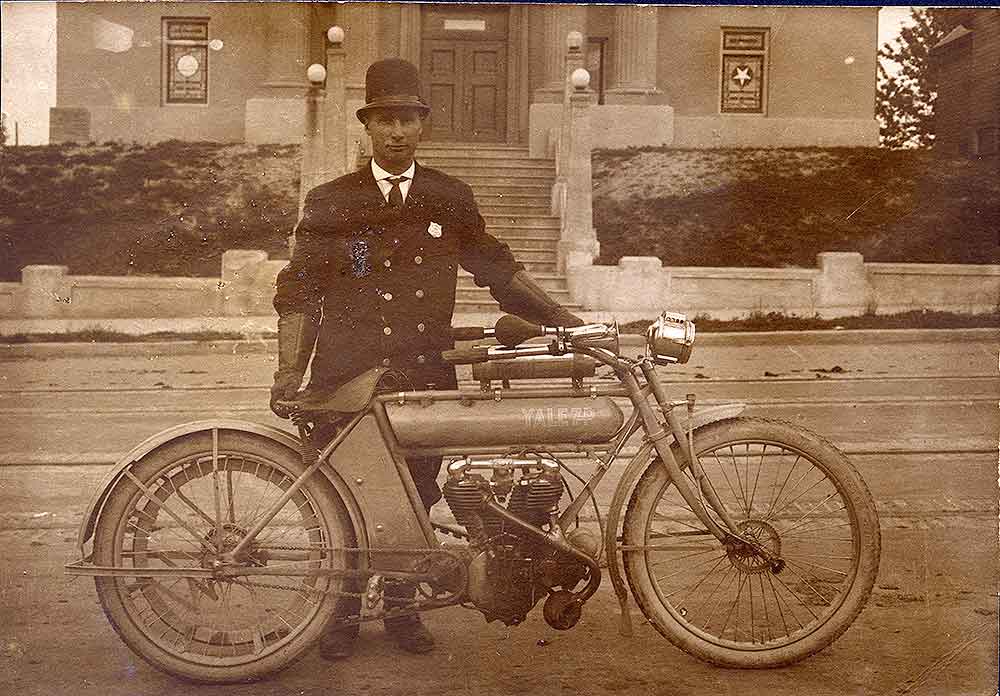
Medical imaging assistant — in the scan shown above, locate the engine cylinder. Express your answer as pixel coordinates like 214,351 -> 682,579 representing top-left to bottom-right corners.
508,476 -> 563,527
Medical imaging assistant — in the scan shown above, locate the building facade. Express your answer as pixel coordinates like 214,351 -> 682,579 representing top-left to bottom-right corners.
50,2 -> 880,150
930,9 -> 1000,158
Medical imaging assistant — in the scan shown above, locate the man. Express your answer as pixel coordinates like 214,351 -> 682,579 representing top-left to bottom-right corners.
271,58 -> 581,659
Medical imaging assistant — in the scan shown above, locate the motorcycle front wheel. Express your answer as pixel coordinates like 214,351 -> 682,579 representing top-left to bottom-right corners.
623,417 -> 880,669
92,430 -> 358,683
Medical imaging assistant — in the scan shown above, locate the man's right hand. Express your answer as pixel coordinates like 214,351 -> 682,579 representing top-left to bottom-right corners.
270,371 -> 303,419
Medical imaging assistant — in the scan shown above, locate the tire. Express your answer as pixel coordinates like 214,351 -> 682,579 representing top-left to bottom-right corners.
623,417 -> 880,669
92,430 -> 357,683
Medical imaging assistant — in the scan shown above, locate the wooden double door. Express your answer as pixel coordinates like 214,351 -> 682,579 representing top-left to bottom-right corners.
420,8 -> 508,142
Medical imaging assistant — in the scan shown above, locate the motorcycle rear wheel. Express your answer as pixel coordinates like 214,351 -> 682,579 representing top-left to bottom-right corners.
623,417 -> 880,668
92,430 -> 357,683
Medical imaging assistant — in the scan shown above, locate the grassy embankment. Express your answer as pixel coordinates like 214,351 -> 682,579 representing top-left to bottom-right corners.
593,147 -> 998,267
1,143 -> 996,337
1,141 -> 300,280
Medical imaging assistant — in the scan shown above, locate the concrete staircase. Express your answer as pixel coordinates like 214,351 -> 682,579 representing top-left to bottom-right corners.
416,143 -> 578,315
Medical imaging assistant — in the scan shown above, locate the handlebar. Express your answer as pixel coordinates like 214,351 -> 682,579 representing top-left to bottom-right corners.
442,315 -> 620,366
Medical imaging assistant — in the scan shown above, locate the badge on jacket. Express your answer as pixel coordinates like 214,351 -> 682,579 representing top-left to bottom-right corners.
427,221 -> 443,238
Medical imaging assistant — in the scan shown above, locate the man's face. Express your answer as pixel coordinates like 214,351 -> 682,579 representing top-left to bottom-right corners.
365,107 -> 424,174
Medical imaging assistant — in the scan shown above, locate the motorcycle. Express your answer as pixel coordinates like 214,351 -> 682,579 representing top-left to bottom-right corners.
66,311 -> 881,683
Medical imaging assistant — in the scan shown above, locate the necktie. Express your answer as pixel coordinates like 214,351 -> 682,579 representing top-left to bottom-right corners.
385,176 -> 408,209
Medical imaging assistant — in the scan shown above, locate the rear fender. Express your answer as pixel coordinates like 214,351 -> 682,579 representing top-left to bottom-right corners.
76,419 -> 367,556
603,403 -> 747,635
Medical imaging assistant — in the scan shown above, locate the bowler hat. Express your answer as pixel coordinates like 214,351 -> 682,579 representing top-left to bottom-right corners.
356,58 -> 430,123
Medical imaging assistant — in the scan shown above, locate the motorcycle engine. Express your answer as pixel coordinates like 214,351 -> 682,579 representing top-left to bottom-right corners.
442,457 -> 596,625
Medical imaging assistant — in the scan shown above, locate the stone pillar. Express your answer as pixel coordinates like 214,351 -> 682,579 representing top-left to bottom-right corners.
605,6 -> 662,105
558,77 -> 599,272
21,265 -> 68,318
322,33 -> 348,185
300,75 -> 326,212
342,3 -> 381,161
552,33 -> 585,216
245,3 -> 310,144
399,4 -> 422,66
533,5 -> 587,103
814,252 -> 868,318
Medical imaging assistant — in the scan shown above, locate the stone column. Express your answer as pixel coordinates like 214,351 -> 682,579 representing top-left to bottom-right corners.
341,3 -> 381,162
322,38 -> 349,185
605,6 -> 662,104
559,77 -> 599,272
245,3 -> 311,144
532,4 -> 587,103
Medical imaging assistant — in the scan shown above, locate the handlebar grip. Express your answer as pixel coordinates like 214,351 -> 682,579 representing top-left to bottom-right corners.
441,346 -> 490,364
451,326 -> 486,341
495,314 -> 545,347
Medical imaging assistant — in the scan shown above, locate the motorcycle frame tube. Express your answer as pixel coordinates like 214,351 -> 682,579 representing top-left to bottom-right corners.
227,411 -> 368,561
577,346 -> 732,544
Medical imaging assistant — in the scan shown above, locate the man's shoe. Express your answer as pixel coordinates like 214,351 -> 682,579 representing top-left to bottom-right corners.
384,615 -> 435,654
318,625 -> 359,661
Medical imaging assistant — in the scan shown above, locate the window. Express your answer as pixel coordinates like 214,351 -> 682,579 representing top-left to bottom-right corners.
720,27 -> 768,114
163,18 -> 209,104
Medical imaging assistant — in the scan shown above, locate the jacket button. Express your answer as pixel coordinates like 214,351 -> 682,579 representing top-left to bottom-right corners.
382,358 -> 391,366
383,326 -> 392,335
417,322 -> 426,332
383,259 -> 391,268
414,255 -> 422,264
416,354 -> 426,364
415,289 -> 424,298
383,292 -> 393,301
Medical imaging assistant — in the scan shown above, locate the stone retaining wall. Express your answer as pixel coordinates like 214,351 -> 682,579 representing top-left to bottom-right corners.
3,251 -> 997,320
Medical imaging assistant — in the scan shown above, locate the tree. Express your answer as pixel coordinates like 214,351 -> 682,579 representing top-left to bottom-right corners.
876,8 -> 960,149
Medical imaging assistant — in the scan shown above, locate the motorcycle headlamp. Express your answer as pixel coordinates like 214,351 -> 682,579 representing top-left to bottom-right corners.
646,311 -> 696,365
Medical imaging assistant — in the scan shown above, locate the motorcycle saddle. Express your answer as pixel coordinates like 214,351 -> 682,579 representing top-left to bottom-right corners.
296,367 -> 411,414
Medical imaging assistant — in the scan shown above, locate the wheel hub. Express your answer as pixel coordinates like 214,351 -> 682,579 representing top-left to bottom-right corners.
726,519 -> 782,574
201,523 -> 257,568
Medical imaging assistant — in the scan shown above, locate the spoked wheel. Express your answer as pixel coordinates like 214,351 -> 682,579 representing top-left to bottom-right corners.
623,418 -> 880,668
92,430 -> 357,683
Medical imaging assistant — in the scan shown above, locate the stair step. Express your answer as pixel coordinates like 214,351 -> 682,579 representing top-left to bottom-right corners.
510,259 -> 557,274
430,166 -> 555,180
458,286 -> 572,301
454,298 -> 582,313
419,143 -> 530,159
485,215 -> 560,229
420,157 -> 555,170
487,237 -> 556,252
469,181 -> 552,193
478,199 -> 552,210
456,272 -> 567,291
506,247 -> 557,262
488,232 -> 560,246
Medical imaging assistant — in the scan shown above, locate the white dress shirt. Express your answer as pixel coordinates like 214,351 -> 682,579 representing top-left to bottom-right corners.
371,159 -> 415,203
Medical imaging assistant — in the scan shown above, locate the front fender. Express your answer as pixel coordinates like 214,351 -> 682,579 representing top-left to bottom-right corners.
603,402 -> 747,635
75,419 -> 365,555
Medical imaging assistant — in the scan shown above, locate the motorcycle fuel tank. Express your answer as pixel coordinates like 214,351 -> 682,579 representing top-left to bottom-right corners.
386,396 -> 624,448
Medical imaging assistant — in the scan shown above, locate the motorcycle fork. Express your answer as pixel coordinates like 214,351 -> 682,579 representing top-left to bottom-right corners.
623,362 -> 739,544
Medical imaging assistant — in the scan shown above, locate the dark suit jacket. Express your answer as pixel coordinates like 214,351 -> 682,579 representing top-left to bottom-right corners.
274,161 -> 523,388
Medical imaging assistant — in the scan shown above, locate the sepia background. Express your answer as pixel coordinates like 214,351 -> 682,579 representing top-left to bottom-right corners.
0,3 -> 997,695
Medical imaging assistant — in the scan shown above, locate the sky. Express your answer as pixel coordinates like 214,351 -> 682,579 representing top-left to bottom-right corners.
1,1 -> 56,145
0,3 -> 919,146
